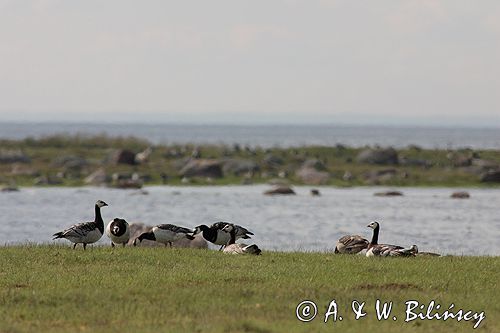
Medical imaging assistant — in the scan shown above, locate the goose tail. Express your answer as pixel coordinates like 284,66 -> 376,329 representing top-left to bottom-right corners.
52,232 -> 64,240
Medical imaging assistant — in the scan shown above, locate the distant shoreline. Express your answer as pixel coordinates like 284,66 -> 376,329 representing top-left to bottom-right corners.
1,134 -> 499,189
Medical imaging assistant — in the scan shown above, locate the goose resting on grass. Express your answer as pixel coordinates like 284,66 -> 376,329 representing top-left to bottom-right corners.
105,218 -> 130,247
335,235 -> 369,254
52,200 -> 108,250
193,222 -> 253,251
133,224 -> 195,247
222,224 -> 261,255
366,221 -> 418,257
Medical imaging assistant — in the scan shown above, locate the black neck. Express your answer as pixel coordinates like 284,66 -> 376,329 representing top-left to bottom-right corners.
227,229 -> 236,245
370,225 -> 379,245
201,226 -> 217,243
94,204 -> 104,233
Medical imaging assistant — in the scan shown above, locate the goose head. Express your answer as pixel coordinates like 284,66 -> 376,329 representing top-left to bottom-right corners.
193,225 -> 209,234
96,200 -> 108,208
222,224 -> 235,234
367,221 -> 379,229
133,231 -> 155,246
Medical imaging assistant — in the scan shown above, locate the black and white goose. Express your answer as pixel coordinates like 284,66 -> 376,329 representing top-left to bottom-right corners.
52,200 -> 108,250
105,218 -> 130,247
222,224 -> 261,255
133,224 -> 195,247
366,221 -> 418,257
334,235 -> 369,254
193,221 -> 253,250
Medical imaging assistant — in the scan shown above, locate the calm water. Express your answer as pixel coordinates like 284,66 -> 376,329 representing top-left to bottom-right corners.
1,122 -> 500,149
1,185 -> 499,255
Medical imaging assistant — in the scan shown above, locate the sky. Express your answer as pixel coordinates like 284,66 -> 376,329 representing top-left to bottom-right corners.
0,0 -> 499,126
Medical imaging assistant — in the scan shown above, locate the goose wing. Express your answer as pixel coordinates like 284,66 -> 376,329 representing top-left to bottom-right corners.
336,235 -> 369,254
54,221 -> 96,239
156,224 -> 192,234
369,244 -> 404,257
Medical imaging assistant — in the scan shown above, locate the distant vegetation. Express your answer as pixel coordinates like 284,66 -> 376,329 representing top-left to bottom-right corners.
1,134 -> 500,188
0,246 -> 498,332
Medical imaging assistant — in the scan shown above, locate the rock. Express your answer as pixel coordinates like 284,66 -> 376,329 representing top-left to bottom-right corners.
399,157 -> 432,168
84,168 -> 110,185
179,159 -> 223,178
128,223 -> 207,248
0,149 -> 31,164
451,191 -> 470,199
480,170 -> 500,183
107,149 -> 137,165
343,171 -> 353,181
135,147 -> 152,164
446,152 -> 472,167
52,155 -> 88,170
310,189 -> 321,196
301,159 -> 327,171
1,185 -> 19,192
9,164 -> 39,176
33,175 -> 63,186
263,154 -> 284,168
264,186 -> 296,195
222,158 -> 260,176
374,191 -> 403,197
471,159 -> 498,169
356,148 -> 398,165
110,179 -> 143,189
295,167 -> 330,185
267,178 -> 290,186
363,169 -> 398,184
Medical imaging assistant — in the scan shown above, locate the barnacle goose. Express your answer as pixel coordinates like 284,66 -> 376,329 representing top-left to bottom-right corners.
366,221 -> 418,257
335,235 -> 369,254
105,218 -> 130,247
193,221 -> 253,250
133,224 -> 195,247
222,224 -> 261,255
52,200 -> 108,250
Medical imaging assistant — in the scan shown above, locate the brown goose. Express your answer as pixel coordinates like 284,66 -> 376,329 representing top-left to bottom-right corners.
222,224 -> 261,255
366,221 -> 418,257
335,235 -> 369,254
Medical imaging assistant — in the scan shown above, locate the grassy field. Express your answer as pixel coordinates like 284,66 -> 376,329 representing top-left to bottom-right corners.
1,134 -> 500,187
0,246 -> 498,332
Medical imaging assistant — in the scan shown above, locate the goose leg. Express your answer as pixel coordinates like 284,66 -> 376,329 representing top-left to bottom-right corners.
83,243 -> 87,250
73,243 -> 77,250
169,242 -> 172,248
218,245 -> 224,251
122,243 -> 126,247
111,242 -> 115,248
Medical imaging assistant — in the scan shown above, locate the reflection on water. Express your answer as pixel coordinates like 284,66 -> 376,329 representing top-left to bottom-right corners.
1,185 -> 499,255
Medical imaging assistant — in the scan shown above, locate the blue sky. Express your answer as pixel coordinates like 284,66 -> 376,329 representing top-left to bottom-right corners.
0,1 -> 499,126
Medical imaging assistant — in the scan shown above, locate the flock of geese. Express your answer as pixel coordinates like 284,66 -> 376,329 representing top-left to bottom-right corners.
52,200 -> 260,255
53,200 -> 436,257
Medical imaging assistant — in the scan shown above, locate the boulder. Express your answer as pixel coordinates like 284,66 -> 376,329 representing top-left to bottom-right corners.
52,155 -> 88,170
356,148 -> 398,165
263,154 -> 284,168
84,168 -> 110,186
480,170 -> 500,183
310,189 -> 321,196
451,191 -> 470,199
222,158 -> 260,176
363,169 -> 398,184
295,167 -> 330,185
264,186 -> 296,195
107,149 -> 137,165
179,159 -> 223,178
0,149 -> 31,164
374,191 -> 403,197
128,223 -> 208,248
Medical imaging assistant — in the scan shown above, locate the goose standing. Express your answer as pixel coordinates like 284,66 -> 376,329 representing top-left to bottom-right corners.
105,218 -> 130,247
334,235 -> 369,254
193,222 -> 253,251
52,200 -> 108,250
133,224 -> 194,247
366,221 -> 418,257
222,224 -> 261,255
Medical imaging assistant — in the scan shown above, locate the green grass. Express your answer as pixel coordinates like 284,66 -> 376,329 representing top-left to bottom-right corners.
0,246 -> 498,332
